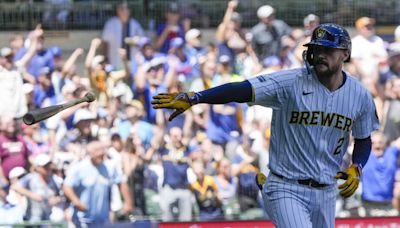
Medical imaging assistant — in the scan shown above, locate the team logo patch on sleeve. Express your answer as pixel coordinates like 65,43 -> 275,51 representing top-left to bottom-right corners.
257,75 -> 266,82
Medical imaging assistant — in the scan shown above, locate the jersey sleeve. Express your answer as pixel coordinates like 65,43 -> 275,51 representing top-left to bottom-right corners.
247,71 -> 295,109
352,91 -> 380,139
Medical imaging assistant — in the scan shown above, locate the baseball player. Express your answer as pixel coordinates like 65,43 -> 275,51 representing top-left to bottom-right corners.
152,23 -> 379,227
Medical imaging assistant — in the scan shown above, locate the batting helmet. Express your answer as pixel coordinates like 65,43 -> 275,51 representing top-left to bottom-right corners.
304,23 -> 352,63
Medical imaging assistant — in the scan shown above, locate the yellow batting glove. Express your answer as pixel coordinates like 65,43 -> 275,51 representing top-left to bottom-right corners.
151,92 -> 198,121
255,172 -> 267,191
335,164 -> 362,198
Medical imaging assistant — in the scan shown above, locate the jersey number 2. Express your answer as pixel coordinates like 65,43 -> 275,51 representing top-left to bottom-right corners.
333,137 -> 345,155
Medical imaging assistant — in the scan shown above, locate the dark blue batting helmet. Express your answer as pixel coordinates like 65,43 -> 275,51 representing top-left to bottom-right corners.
304,23 -> 351,62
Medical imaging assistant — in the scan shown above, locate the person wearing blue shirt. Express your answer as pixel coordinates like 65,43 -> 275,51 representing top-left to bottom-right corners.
157,127 -> 193,221
184,28 -> 206,79
206,102 -> 242,146
132,56 -> 167,124
206,57 -> 244,156
33,67 -> 57,108
15,35 -> 55,80
102,0 -> 145,70
117,100 -> 154,149
130,37 -> 165,79
63,141 -> 132,227
361,131 -> 400,216
155,2 -> 186,54
231,135 -> 263,217
0,185 -> 24,226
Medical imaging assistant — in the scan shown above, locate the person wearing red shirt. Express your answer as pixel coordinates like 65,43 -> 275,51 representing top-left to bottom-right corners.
0,116 -> 32,184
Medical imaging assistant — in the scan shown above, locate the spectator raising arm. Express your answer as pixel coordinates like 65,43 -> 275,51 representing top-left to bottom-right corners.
133,62 -> 148,93
216,0 -> 238,43
142,125 -> 165,162
155,25 -> 174,51
61,48 -> 84,78
85,38 -> 102,78
15,25 -> 42,84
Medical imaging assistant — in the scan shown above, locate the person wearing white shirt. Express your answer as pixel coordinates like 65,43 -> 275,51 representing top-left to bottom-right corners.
102,0 -> 145,70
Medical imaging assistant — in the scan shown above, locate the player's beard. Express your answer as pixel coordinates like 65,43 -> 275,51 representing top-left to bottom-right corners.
314,62 -> 341,78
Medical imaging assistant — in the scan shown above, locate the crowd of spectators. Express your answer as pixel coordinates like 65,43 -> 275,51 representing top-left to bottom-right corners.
1,0 -> 400,227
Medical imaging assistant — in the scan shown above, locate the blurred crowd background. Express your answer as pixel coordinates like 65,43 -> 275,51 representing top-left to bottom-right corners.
1,0 -> 400,227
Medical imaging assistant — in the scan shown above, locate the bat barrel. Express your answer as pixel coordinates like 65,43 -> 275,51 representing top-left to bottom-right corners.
22,112 -> 36,125
22,91 -> 96,125
22,105 -> 65,125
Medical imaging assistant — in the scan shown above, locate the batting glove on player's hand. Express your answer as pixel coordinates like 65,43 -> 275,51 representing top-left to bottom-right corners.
151,92 -> 198,121
255,172 -> 267,191
335,164 -> 362,198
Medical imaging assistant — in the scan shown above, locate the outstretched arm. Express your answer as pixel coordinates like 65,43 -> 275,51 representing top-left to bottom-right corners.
62,48 -> 84,77
216,0 -> 238,42
194,80 -> 253,104
152,80 -> 253,121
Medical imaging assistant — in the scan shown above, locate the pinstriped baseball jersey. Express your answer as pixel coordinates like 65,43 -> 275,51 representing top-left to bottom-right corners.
248,67 -> 379,184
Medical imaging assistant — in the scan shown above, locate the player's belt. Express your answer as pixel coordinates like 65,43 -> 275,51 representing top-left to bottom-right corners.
271,172 -> 328,188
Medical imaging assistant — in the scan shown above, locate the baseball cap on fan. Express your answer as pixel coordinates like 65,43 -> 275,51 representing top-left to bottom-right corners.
185,29 -> 201,42
39,67 -> 51,76
138,37 -> 152,49
218,55 -> 231,65
34,153 -> 51,167
127,99 -> 144,110
257,5 -> 275,19
49,46 -> 62,57
0,47 -> 13,58
303,14 -> 319,26
170,37 -> 185,49
73,109 -> 96,125
8,167 -> 26,179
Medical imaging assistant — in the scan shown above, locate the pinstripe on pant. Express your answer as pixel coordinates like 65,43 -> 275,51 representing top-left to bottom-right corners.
262,173 -> 337,228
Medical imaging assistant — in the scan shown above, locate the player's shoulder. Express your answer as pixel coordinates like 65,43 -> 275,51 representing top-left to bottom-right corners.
252,67 -> 305,81
345,73 -> 367,88
345,73 -> 373,96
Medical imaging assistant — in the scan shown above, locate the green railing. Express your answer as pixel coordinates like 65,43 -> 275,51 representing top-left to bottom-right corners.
0,0 -> 398,31
1,221 -> 66,227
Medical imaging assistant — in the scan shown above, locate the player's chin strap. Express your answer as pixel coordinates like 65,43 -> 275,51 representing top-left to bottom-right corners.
303,50 -> 313,75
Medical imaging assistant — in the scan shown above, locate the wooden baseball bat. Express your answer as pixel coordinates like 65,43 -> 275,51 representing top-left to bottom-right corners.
22,91 -> 96,125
